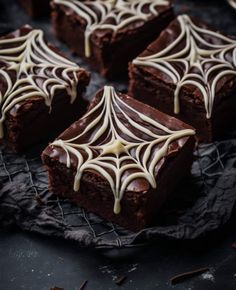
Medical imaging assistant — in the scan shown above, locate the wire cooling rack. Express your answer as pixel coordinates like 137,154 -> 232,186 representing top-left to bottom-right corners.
1,135 -> 236,248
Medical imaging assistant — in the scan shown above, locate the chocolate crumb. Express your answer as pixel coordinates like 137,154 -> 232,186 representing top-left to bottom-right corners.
78,280 -> 88,290
115,275 -> 127,286
170,267 -> 210,285
232,243 -> 236,250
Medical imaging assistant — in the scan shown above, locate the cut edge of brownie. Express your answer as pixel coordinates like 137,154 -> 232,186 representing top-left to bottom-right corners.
42,136 -> 194,232
3,76 -> 89,152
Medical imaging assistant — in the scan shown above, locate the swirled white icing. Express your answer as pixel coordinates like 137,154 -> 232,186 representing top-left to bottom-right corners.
53,0 -> 170,57
133,14 -> 236,119
0,27 -> 82,138
51,86 -> 195,214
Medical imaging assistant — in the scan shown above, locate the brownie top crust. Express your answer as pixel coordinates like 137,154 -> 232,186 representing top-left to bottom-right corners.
132,14 -> 236,119
52,0 -> 172,57
43,86 -> 195,215
0,25 -> 89,139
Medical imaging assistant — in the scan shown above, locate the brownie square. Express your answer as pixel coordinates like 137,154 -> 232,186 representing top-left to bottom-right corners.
0,25 -> 90,152
129,14 -> 236,143
18,0 -> 50,18
42,86 -> 195,231
51,0 -> 174,79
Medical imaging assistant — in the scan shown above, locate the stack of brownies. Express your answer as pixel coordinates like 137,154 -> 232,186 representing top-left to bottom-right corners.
1,0 -> 236,231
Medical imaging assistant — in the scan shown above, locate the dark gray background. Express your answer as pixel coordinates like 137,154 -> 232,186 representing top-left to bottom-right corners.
0,0 -> 236,289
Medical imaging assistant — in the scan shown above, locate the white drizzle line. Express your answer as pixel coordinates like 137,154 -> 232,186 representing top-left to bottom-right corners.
53,0 -> 170,57
0,28 -> 82,138
51,86 -> 195,215
133,14 -> 236,119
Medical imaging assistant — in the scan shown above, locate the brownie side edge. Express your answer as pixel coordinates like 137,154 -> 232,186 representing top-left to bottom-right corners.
3,70 -> 90,152
42,133 -> 194,232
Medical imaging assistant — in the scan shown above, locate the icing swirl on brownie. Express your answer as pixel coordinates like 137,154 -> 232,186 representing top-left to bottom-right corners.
0,27 -> 82,138
53,0 -> 170,57
133,14 -> 236,119
51,86 -> 195,214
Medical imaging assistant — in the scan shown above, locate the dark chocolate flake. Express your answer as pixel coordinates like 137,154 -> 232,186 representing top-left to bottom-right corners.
170,267 -> 210,285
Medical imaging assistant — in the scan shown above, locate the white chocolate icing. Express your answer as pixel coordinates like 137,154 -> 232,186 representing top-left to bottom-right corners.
51,86 -> 195,214
133,14 -> 236,119
53,0 -> 170,57
227,0 -> 236,9
0,27 -> 83,138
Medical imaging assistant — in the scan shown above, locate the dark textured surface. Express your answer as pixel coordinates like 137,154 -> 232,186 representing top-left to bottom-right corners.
0,0 -> 236,289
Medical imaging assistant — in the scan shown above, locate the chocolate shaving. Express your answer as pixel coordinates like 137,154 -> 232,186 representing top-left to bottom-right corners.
114,275 -> 127,286
232,243 -> 236,249
35,195 -> 45,206
78,280 -> 88,290
170,267 -> 210,285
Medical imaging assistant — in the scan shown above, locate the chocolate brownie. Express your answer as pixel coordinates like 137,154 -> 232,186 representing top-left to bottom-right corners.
0,25 -> 90,152
51,0 -> 174,79
42,86 -> 195,231
18,0 -> 50,18
129,14 -> 236,143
